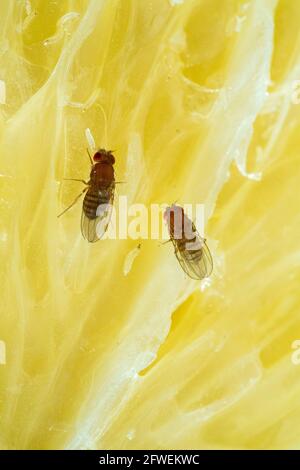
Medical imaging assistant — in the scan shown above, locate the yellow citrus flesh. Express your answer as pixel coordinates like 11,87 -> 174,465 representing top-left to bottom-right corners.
0,0 -> 300,449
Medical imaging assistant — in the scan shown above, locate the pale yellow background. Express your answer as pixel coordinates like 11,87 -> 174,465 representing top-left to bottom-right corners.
0,0 -> 300,449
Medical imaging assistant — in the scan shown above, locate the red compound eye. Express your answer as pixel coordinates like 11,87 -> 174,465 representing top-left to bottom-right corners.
93,152 -> 101,162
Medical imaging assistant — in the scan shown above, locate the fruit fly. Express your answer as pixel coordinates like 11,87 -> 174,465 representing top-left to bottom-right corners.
58,149 -> 115,243
164,204 -> 213,280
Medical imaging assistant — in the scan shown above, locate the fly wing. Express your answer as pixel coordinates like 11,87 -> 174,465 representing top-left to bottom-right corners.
81,185 -> 115,243
173,235 -> 213,280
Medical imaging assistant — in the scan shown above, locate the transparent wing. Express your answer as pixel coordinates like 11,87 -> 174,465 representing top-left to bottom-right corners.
81,187 -> 114,243
173,235 -> 213,280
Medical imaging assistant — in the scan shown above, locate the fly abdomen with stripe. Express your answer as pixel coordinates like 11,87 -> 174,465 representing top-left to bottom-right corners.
83,188 -> 112,220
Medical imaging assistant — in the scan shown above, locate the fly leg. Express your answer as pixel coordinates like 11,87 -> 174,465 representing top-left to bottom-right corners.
158,239 -> 172,247
57,187 -> 88,218
86,148 -> 93,165
63,178 -> 89,185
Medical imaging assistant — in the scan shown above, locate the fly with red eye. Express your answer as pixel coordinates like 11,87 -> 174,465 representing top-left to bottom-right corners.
58,148 -> 116,242
164,204 -> 213,280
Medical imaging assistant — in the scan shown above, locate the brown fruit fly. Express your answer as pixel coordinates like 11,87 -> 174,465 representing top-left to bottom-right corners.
58,149 -> 115,243
164,204 -> 213,280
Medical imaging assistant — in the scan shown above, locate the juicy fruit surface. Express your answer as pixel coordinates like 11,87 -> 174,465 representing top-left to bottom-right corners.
0,0 -> 300,449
